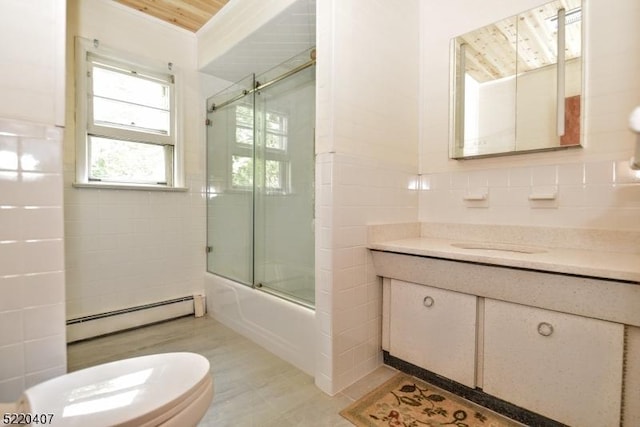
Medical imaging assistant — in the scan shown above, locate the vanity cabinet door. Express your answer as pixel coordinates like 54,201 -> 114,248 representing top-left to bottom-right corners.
483,299 -> 623,427
389,279 -> 477,387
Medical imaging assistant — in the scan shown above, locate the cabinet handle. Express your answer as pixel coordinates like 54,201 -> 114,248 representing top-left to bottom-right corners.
537,322 -> 554,337
423,296 -> 435,308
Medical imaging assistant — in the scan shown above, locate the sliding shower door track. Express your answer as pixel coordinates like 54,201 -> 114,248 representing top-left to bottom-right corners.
208,57 -> 316,112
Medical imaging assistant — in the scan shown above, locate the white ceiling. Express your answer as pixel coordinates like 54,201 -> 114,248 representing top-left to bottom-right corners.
200,0 -> 316,83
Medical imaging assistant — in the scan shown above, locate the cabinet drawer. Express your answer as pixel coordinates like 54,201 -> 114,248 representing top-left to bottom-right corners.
389,279 -> 477,387
483,299 -> 623,427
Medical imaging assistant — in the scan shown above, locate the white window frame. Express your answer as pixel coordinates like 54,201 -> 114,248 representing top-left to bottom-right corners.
229,104 -> 290,194
74,38 -> 185,190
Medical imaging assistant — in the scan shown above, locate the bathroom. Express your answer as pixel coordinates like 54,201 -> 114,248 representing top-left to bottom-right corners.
0,0 -> 638,425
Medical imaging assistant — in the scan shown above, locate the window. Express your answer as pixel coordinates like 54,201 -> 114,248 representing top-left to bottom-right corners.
231,105 -> 289,193
264,111 -> 288,151
75,40 -> 179,188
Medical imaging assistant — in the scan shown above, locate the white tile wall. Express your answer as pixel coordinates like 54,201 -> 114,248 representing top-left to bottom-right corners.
0,119 -> 66,402
315,0 -> 420,395
420,162 -> 640,229
314,153 -> 335,393
418,0 -> 640,230
64,185 -> 206,319
315,153 -> 418,394
64,0 -> 209,327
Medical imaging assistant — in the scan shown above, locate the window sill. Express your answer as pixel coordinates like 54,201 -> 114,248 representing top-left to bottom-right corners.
72,182 -> 189,192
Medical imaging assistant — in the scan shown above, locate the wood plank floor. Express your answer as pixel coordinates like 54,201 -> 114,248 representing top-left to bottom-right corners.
67,315 -> 397,426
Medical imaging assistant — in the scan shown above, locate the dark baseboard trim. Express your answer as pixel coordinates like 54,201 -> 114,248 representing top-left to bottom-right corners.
384,351 -> 567,427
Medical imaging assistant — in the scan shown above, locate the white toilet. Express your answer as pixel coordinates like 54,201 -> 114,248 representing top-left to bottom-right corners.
1,352 -> 213,426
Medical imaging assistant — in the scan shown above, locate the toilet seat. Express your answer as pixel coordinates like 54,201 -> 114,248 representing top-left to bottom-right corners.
21,352 -> 213,427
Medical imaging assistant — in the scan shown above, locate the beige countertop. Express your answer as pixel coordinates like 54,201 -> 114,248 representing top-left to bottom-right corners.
369,237 -> 640,283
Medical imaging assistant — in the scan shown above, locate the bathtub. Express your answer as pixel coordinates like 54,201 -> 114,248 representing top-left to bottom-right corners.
204,273 -> 315,376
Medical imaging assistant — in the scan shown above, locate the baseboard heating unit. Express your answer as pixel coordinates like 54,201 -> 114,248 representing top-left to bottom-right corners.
66,296 -> 195,343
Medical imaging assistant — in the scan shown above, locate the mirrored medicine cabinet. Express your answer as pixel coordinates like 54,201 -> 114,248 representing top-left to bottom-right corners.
450,0 -> 584,159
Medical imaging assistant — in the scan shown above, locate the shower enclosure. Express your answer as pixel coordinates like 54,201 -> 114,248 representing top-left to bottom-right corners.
206,49 -> 316,308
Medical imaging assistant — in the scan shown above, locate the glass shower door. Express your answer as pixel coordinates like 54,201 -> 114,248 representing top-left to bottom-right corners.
206,75 -> 255,285
253,56 -> 316,306
206,48 -> 316,308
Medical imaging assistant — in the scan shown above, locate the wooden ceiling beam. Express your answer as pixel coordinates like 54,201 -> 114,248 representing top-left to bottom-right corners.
180,0 -> 228,14
162,0 -> 219,20
115,0 -> 228,32
116,0 -> 202,31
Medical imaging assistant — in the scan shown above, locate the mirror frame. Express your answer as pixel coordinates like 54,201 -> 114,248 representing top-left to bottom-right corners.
449,0 -> 586,160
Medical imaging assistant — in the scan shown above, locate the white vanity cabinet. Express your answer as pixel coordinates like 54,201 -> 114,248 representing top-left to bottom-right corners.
389,279 -> 477,387
483,299 -> 624,427
370,225 -> 640,426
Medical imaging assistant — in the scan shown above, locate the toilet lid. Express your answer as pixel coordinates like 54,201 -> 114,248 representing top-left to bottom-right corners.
23,352 -> 210,427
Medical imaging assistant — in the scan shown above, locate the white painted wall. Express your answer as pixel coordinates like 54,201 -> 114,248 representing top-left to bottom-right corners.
466,59 -> 581,155
419,0 -> 640,230
196,0 -> 300,71
0,0 -> 66,127
316,1 -> 419,168
477,76 -> 517,154
0,0 -> 67,401
515,59 -> 582,151
63,0 -> 225,327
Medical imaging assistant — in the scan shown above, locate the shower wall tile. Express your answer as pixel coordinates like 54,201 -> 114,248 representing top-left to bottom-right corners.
23,272 -> 65,308
0,378 -> 24,403
24,366 -> 67,390
0,312 -> 23,347
558,186 -> 586,208
531,165 -> 558,186
0,345 -> 25,386
23,304 -> 65,341
588,160 -> 617,184
21,207 -> 64,239
0,119 -> 66,401
616,161 -> 640,185
315,152 -> 335,393
486,169 -> 509,187
558,163 -> 585,186
0,277 -> 22,312
508,167 -> 532,187
20,173 -> 64,207
24,335 -> 66,373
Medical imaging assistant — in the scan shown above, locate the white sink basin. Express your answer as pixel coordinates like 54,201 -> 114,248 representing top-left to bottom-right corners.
450,242 -> 547,254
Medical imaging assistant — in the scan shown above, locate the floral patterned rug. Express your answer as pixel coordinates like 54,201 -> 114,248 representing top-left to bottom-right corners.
340,374 -> 522,427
